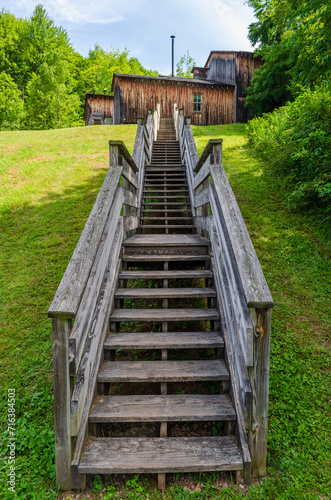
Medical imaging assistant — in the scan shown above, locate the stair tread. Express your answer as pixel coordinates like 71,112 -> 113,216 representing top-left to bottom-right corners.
98,359 -> 228,382
115,287 -> 216,298
139,225 -> 195,229
110,308 -> 219,322
122,255 -> 210,261
90,394 -> 235,422
123,234 -> 210,246
140,217 -> 193,220
78,436 -> 242,474
104,331 -> 223,349
118,270 -> 212,278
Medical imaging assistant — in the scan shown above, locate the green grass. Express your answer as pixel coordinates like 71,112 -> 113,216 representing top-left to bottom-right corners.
0,123 -> 330,499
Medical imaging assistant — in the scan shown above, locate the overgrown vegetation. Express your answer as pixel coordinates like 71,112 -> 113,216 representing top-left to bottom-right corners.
246,0 -> 331,115
0,5 -> 158,130
0,124 -> 330,499
247,83 -> 331,214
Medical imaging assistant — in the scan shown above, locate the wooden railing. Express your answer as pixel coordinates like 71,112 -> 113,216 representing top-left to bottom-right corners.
48,114 -> 156,490
177,110 -> 274,480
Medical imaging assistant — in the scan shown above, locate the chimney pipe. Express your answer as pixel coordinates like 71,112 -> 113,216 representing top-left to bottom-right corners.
171,35 -> 175,77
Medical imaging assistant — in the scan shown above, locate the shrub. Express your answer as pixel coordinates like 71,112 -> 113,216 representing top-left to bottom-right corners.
248,83 -> 331,212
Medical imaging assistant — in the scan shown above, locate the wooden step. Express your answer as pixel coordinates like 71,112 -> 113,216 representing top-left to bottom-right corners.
115,287 -> 215,299
104,331 -> 223,350
98,359 -> 228,383
123,234 -> 210,248
78,436 -> 243,474
110,308 -> 219,322
142,202 -> 191,206
140,217 -> 193,220
89,394 -> 234,422
118,269 -> 212,279
122,254 -> 210,262
143,197 -> 190,200
145,167 -> 185,172
141,209 -> 192,213
139,225 -> 195,229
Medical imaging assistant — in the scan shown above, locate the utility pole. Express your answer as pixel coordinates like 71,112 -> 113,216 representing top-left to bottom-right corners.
171,35 -> 175,77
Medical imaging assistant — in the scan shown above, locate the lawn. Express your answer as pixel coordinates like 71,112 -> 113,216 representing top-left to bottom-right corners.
0,123 -> 330,499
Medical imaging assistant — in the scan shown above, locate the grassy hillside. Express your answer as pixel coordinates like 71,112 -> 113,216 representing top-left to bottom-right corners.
0,124 -> 330,499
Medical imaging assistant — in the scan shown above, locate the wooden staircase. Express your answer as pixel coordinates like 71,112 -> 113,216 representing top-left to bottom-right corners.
78,119 -> 245,487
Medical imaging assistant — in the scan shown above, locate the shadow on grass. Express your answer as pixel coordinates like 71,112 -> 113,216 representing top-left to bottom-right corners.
0,169 -> 110,499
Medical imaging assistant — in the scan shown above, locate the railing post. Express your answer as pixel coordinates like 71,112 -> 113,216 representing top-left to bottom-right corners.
109,143 -> 120,167
52,317 -> 76,490
157,101 -> 161,128
248,307 -> 272,477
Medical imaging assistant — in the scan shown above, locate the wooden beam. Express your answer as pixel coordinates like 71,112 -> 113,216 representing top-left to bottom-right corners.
109,140 -> 138,173
248,307 -> 272,477
210,166 -> 274,309
52,318 -> 73,490
194,139 -> 223,173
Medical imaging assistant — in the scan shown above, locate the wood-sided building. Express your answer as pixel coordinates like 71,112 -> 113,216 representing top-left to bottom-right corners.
197,51 -> 262,123
83,50 -> 261,126
84,93 -> 114,125
112,73 -> 235,126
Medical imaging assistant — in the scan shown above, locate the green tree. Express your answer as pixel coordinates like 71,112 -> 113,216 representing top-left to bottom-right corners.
246,0 -> 331,115
0,72 -> 24,129
176,51 -> 196,78
82,45 -> 158,94
25,60 -> 81,129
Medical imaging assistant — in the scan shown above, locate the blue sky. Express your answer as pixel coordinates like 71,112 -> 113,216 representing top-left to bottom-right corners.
2,0 -> 257,74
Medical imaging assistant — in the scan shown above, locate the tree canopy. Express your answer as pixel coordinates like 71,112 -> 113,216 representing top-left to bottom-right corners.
246,0 -> 331,115
176,51 -> 196,78
0,5 -> 158,130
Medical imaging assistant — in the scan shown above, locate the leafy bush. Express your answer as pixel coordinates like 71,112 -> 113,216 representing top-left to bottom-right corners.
248,84 -> 331,212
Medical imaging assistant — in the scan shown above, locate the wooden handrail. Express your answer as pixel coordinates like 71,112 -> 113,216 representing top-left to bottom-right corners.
109,140 -> 138,172
193,139 -> 223,173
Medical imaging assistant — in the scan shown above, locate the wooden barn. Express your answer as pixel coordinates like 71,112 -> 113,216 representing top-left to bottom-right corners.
84,50 -> 261,126
84,92 -> 114,125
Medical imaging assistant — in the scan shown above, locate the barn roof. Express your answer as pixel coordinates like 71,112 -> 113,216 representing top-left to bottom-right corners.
111,73 -> 235,92
204,50 -> 258,68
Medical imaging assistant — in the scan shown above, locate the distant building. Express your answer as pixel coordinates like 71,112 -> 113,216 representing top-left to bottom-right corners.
84,51 -> 261,126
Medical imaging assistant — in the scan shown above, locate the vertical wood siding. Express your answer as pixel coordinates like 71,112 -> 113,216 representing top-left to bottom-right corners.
84,95 -> 114,125
114,76 -> 235,126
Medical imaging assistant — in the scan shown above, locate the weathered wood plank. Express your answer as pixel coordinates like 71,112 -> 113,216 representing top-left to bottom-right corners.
52,318 -> 72,490
193,216 -> 211,233
211,257 -> 251,483
70,221 -> 123,434
110,308 -> 219,322
109,140 -> 138,172
194,186 -> 209,208
194,139 -> 223,173
210,187 -> 254,367
68,188 -> 122,375
98,360 -> 229,383
209,216 -> 252,423
122,159 -> 138,189
123,187 -> 138,208
211,166 -> 274,308
124,216 -> 139,232
248,307 -> 272,478
78,436 -> 243,474
89,394 -> 236,422
193,156 -> 211,190
48,166 -> 122,319
114,287 -> 216,299
104,331 -> 223,350
118,270 -> 212,279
